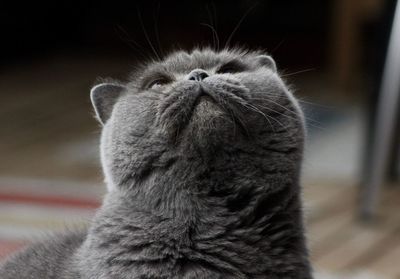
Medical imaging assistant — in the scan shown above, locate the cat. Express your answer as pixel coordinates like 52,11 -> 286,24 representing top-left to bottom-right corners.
0,48 -> 313,278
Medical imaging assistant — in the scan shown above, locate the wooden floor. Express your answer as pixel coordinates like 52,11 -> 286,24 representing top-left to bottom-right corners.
304,182 -> 400,278
1,52 -> 399,278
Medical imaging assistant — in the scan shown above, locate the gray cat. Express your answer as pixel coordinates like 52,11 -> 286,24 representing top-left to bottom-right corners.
0,48 -> 313,278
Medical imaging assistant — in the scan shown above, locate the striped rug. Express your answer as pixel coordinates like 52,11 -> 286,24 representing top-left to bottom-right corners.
0,177 -> 103,260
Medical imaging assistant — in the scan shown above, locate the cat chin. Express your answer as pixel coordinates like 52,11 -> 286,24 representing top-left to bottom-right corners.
191,95 -> 226,119
183,103 -> 247,146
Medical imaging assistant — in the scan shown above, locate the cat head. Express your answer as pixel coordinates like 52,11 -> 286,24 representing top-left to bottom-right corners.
91,48 -> 304,191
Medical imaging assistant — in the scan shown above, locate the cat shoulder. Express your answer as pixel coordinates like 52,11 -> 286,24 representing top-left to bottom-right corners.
0,230 -> 87,279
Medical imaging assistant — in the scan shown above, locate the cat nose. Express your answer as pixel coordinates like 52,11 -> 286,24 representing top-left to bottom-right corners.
187,69 -> 209,81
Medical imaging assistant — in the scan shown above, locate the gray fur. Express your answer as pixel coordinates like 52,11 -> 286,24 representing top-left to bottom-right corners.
0,48 -> 313,278
91,83 -> 126,125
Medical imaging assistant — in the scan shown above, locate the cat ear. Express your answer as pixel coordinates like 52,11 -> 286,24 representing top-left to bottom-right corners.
255,55 -> 277,72
90,83 -> 126,125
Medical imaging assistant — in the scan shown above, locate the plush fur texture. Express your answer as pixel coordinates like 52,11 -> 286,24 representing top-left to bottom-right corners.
0,48 -> 313,278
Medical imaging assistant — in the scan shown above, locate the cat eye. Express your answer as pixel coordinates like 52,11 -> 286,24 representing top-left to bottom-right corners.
147,78 -> 170,90
216,60 -> 247,74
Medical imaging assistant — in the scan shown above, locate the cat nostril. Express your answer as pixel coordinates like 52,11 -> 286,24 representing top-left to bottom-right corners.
187,69 -> 209,81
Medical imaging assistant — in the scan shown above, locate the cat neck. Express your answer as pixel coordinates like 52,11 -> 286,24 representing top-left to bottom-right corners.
79,147 -> 311,278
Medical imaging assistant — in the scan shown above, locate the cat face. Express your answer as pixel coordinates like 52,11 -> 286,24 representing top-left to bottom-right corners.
91,48 -> 304,191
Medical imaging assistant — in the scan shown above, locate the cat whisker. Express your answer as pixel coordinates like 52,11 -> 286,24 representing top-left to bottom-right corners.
222,106 -> 250,137
153,1 -> 163,57
280,68 -> 315,77
215,94 -> 241,137
251,96 -> 332,109
254,104 -> 326,131
242,102 -> 280,132
200,23 -> 220,52
137,9 -> 161,60
205,4 -> 220,51
271,39 -> 285,54
249,97 -> 324,126
296,99 -> 333,108
224,2 -> 258,48
115,25 -> 149,60
219,95 -> 251,137
248,95 -> 331,127
211,3 -> 219,51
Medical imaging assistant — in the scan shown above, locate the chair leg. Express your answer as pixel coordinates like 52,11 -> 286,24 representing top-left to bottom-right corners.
360,0 -> 400,220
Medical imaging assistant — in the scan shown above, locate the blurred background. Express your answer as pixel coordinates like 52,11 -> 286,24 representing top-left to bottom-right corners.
0,0 -> 399,278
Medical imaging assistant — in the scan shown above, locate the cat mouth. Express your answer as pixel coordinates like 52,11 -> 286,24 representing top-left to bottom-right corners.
157,81 -> 251,135
193,88 -> 217,105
